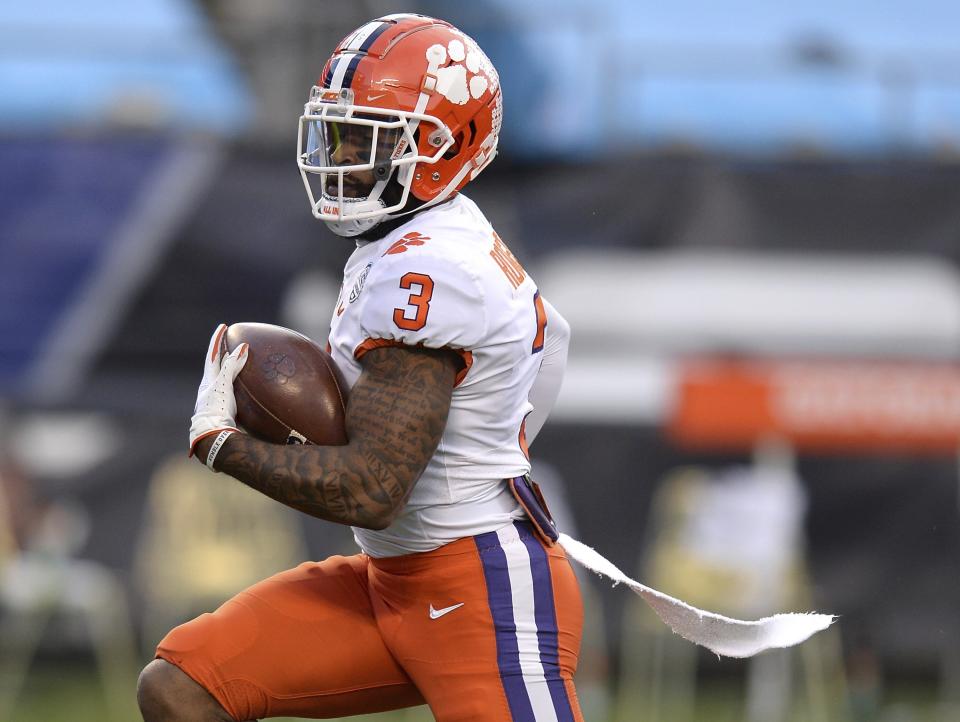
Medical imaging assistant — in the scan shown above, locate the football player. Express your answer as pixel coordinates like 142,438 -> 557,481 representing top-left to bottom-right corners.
138,13 -> 582,722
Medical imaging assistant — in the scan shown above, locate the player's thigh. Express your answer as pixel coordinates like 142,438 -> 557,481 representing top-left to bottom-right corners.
376,522 -> 585,722
156,555 -> 424,721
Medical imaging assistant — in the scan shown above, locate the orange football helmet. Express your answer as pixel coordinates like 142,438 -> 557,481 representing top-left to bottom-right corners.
297,14 -> 503,237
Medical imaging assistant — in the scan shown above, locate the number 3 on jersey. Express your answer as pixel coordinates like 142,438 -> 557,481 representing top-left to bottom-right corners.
393,272 -> 434,331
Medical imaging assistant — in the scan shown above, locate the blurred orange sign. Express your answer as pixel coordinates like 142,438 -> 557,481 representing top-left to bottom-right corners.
670,359 -> 960,454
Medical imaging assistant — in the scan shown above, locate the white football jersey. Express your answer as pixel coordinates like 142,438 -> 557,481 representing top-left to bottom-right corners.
327,194 -> 550,557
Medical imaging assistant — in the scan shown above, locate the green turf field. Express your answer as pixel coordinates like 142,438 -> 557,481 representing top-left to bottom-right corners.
3,659 -> 950,722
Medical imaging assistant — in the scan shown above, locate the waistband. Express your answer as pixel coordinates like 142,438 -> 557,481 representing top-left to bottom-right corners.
353,478 -> 525,558
368,520 -> 545,572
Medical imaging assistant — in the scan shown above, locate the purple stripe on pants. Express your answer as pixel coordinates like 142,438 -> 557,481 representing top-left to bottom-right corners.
475,529 -> 536,722
516,521 -> 576,722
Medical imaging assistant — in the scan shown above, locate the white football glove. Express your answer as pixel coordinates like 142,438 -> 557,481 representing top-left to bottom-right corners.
188,323 -> 248,464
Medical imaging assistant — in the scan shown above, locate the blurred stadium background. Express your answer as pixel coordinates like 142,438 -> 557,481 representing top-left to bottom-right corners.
3,0 -> 960,720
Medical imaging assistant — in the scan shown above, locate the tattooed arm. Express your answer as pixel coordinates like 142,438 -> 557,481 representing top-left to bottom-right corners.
192,345 -> 460,530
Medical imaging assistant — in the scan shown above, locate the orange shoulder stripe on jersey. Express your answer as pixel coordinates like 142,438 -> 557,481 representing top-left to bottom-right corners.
353,338 -> 405,358
354,338 -> 473,387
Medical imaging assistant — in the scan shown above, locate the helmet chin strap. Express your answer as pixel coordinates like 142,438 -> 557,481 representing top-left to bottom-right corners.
321,172 -> 394,237
321,198 -> 384,237
324,156 -> 481,237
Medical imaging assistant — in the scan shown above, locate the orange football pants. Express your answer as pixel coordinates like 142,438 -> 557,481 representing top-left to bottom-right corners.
156,521 -> 584,721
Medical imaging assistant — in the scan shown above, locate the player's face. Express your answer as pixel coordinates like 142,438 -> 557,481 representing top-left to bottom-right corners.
324,122 -> 375,196
304,119 -> 402,198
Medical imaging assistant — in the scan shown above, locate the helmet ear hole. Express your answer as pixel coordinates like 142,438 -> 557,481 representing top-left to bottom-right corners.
443,132 -> 464,160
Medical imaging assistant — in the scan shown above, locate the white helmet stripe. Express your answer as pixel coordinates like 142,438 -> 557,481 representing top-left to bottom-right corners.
329,53 -> 358,91
378,13 -> 424,21
345,21 -> 385,51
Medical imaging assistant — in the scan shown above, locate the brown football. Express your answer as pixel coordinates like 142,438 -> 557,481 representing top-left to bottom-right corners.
222,322 -> 349,446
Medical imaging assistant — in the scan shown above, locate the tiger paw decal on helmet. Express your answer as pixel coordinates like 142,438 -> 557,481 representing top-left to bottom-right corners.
428,37 -> 497,106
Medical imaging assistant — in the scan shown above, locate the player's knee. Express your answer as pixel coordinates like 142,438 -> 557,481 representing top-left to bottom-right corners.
137,658 -> 231,722
137,659 -> 184,720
